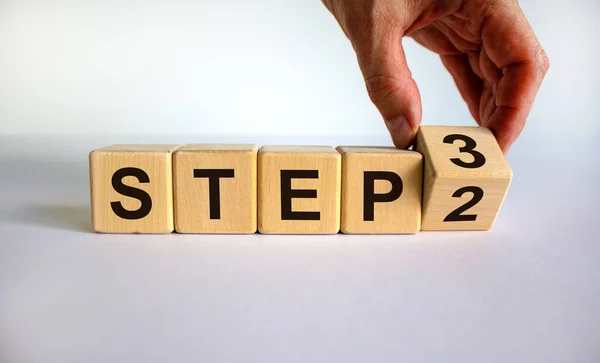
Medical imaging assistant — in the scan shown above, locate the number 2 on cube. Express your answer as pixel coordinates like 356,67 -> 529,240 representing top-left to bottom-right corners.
443,134 -> 485,223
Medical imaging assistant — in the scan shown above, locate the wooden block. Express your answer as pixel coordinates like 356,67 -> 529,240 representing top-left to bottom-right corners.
258,146 -> 341,234
337,146 -> 423,234
415,126 -> 512,231
173,144 -> 258,233
89,144 -> 181,233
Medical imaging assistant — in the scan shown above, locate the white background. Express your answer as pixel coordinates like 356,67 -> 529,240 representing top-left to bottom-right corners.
1,0 -> 599,146
1,1 -> 600,363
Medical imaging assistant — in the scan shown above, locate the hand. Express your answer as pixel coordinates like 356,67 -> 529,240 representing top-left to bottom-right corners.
322,0 -> 549,153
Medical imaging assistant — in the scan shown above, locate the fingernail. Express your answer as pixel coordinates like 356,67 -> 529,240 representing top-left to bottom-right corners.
385,116 -> 416,148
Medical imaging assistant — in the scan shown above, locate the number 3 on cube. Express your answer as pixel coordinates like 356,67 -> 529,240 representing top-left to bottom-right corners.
415,126 -> 513,231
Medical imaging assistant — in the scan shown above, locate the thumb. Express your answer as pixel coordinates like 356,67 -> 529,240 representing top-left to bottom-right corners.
353,25 -> 422,148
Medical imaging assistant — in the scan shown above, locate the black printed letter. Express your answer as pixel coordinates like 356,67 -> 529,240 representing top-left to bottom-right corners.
280,170 -> 320,220
111,167 -> 153,220
194,169 -> 235,219
363,171 -> 403,221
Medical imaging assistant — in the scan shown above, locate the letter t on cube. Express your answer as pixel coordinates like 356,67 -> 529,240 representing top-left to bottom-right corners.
173,144 -> 258,233
258,146 -> 341,234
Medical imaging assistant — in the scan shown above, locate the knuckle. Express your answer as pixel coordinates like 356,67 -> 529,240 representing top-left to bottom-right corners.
364,74 -> 402,103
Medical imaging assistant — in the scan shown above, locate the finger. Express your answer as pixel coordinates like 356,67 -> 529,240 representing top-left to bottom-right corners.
479,46 -> 502,83
440,54 -> 484,124
434,20 -> 480,53
467,51 -> 484,79
481,82 -> 496,123
409,26 -> 461,56
351,23 -> 422,148
482,2 -> 550,152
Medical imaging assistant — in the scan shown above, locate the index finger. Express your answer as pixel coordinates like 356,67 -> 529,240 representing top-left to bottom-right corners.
481,2 -> 549,153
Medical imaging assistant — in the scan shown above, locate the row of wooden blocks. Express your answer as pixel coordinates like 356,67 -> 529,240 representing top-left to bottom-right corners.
89,126 -> 512,234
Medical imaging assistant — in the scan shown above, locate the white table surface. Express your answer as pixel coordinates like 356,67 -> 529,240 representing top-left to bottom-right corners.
1,134 -> 599,363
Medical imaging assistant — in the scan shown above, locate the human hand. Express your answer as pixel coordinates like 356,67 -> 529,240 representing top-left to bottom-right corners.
322,0 -> 549,153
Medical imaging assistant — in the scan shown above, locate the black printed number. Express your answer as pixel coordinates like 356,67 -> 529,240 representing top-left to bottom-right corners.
443,134 -> 486,169
443,186 -> 484,222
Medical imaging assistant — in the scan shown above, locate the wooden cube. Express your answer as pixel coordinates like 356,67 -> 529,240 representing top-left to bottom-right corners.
89,144 -> 181,233
258,146 -> 341,234
415,126 -> 512,231
173,144 -> 258,233
337,146 -> 423,234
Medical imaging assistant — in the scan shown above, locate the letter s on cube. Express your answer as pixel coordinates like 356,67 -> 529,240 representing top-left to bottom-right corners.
89,144 -> 181,234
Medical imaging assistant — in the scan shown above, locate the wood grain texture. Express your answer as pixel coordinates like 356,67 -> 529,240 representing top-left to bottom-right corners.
173,144 -> 258,234
89,144 -> 181,233
415,126 -> 512,231
258,146 -> 341,234
337,146 -> 422,234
